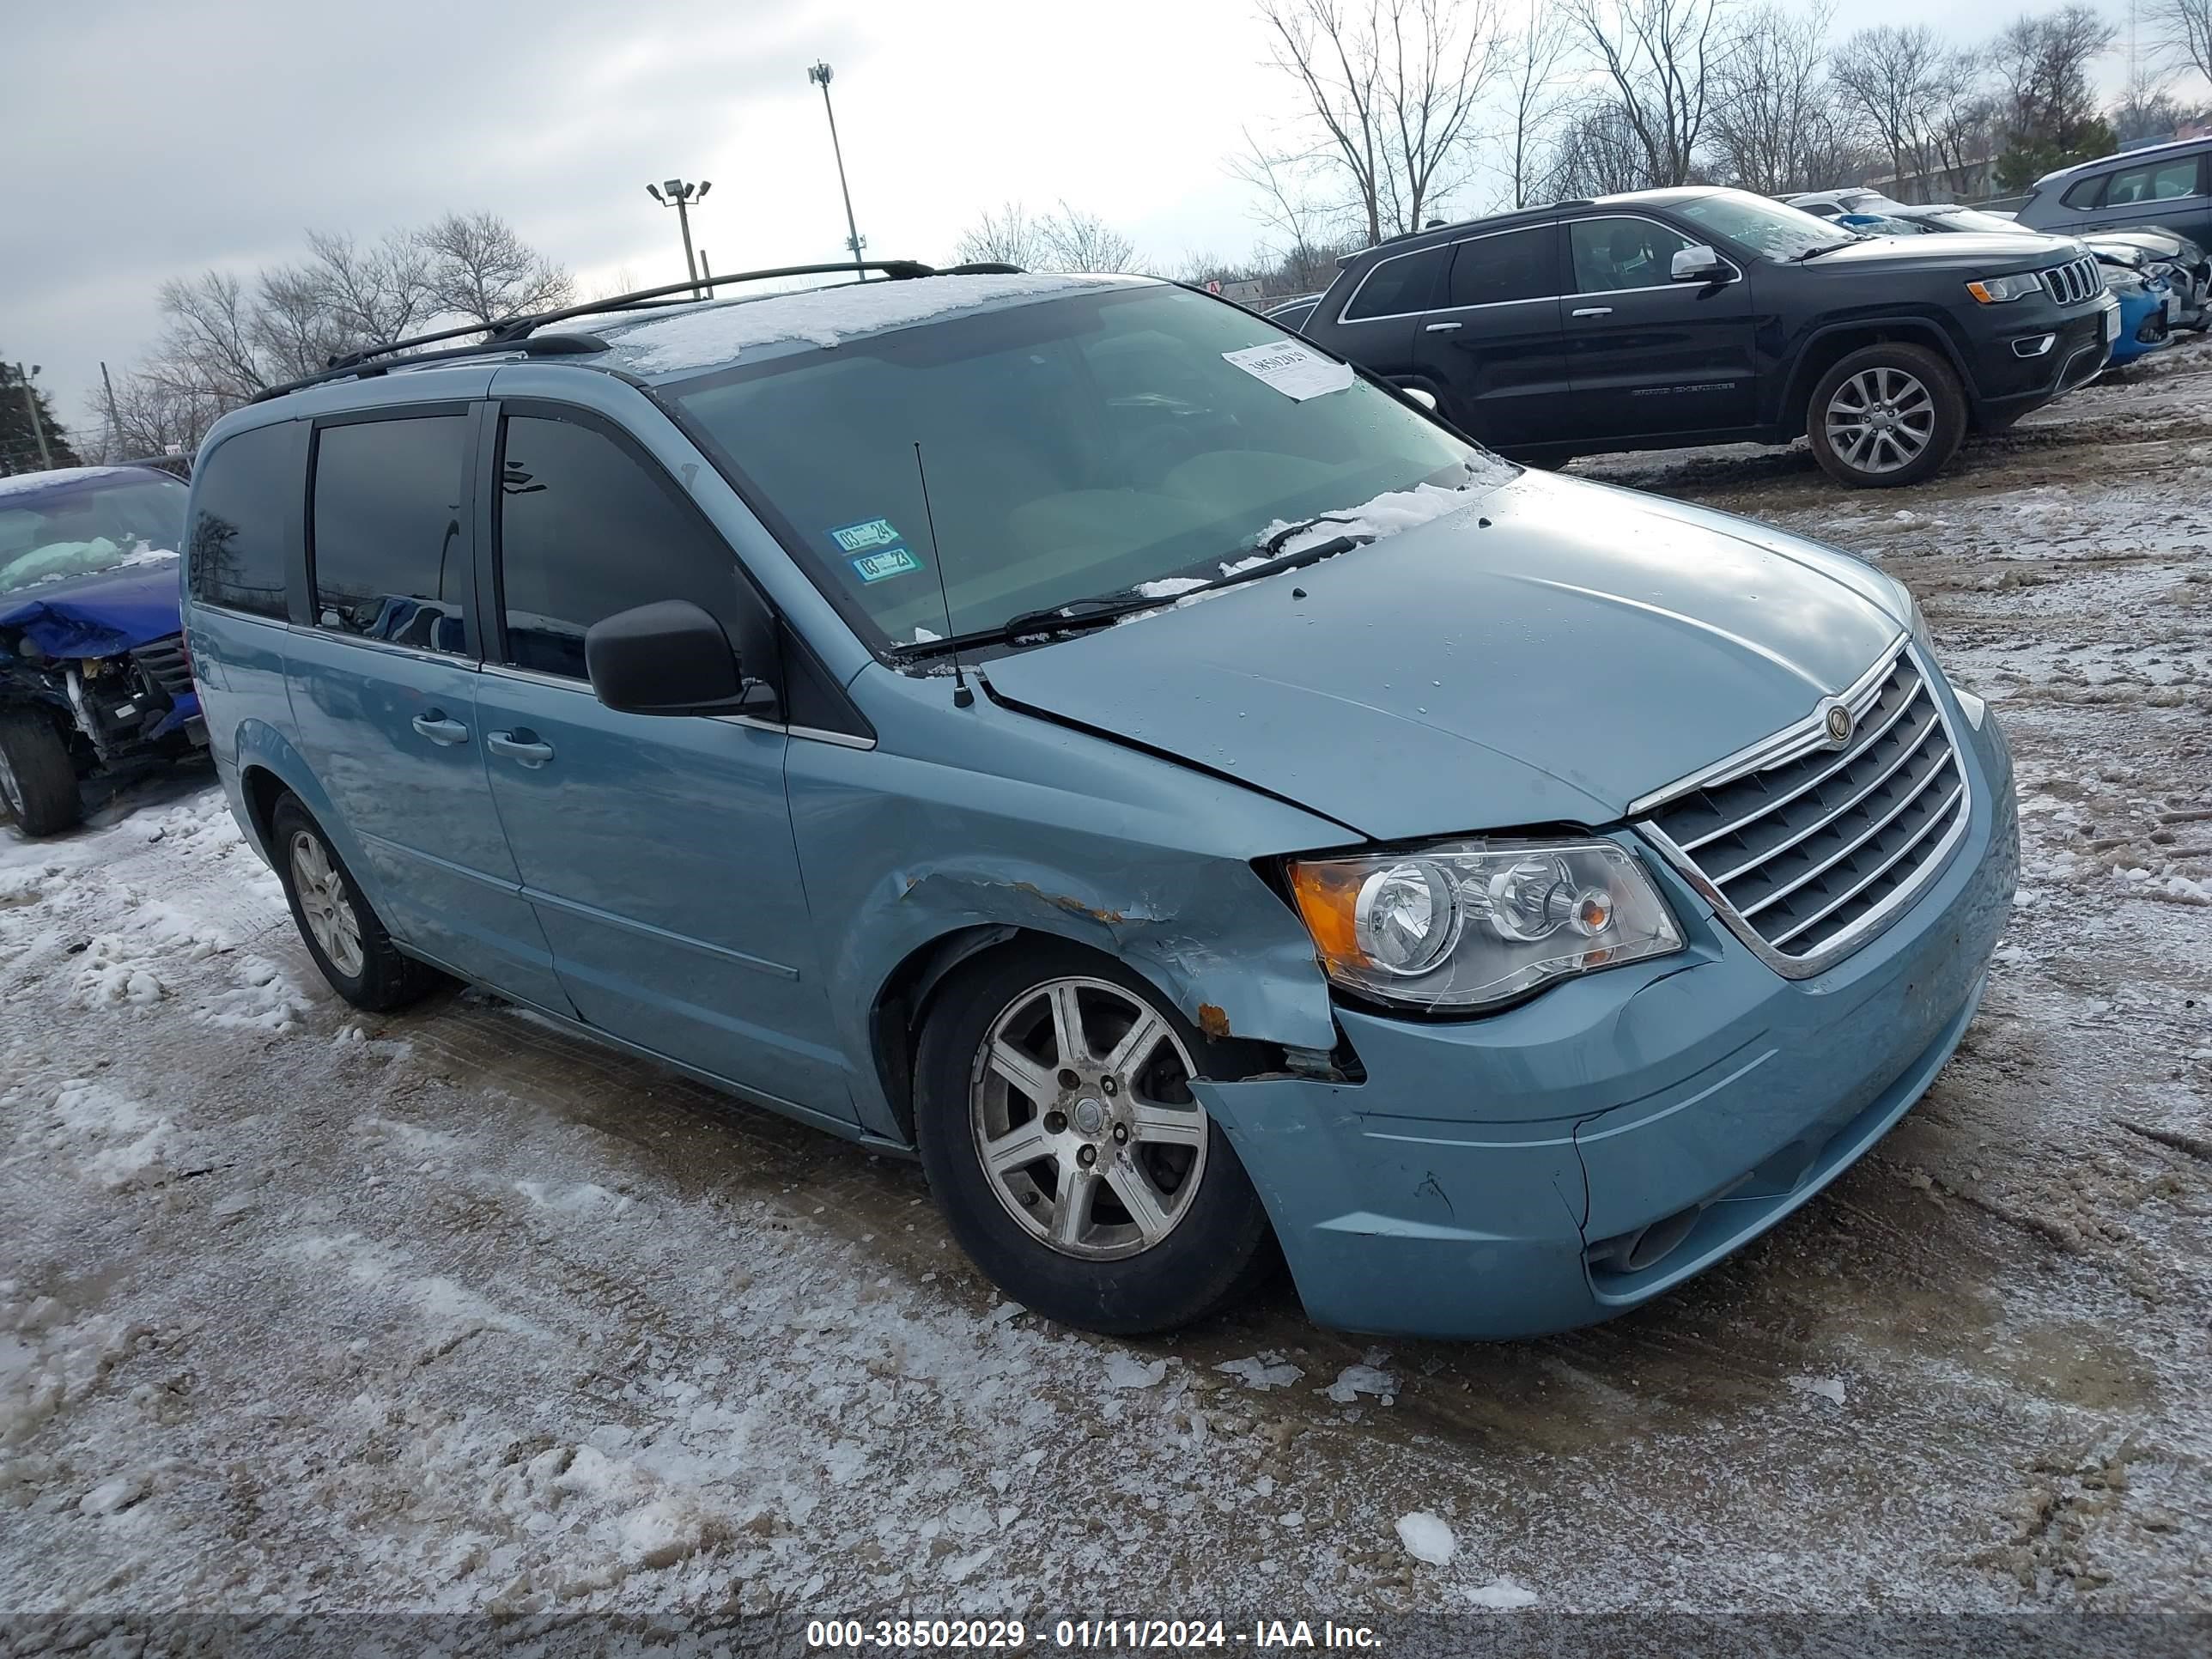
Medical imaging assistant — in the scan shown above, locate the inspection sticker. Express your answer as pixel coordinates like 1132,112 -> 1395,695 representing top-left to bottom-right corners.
849,544 -> 924,584
828,517 -> 905,555
1222,341 -> 1355,401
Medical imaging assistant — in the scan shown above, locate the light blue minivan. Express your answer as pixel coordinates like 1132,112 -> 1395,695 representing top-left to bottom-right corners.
181,265 -> 2018,1340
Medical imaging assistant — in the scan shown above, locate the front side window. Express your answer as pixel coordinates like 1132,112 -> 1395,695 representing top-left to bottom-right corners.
310,415 -> 471,654
1674,191 -> 1856,262
2,471 -> 188,596
495,415 -> 755,679
2101,157 -> 2203,204
1569,218 -> 1698,293
1446,228 -> 1556,307
668,284 -> 1501,652
186,428 -> 295,617
1342,245 -> 1451,319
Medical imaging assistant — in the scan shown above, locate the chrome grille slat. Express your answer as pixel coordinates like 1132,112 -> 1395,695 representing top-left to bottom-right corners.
1639,644 -> 1968,970
1686,680 -> 1929,858
1734,743 -> 1954,919
2041,255 -> 2103,307
1769,780 -> 1966,949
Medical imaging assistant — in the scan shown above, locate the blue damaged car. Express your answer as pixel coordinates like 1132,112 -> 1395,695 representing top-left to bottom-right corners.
180,266 -> 2018,1340
1,465 -> 202,835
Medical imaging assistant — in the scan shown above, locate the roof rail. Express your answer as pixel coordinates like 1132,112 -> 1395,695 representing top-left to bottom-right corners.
251,258 -> 1021,404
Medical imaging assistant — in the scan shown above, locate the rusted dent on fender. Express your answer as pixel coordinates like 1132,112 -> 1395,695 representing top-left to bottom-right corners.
1196,1003 -> 1233,1039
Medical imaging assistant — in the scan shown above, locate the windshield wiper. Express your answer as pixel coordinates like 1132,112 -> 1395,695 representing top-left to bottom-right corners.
1790,236 -> 1865,262
890,532 -> 1375,661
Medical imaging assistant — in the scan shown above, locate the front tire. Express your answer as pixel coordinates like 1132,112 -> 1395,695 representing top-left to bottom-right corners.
1806,343 -> 1966,488
0,708 -> 82,836
270,794 -> 440,1011
914,944 -> 1274,1334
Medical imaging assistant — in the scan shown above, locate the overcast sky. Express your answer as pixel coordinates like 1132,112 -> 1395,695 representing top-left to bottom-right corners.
4,0 -> 2158,435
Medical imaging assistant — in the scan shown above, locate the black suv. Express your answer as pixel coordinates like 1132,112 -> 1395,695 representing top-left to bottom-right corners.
1300,186 -> 2117,487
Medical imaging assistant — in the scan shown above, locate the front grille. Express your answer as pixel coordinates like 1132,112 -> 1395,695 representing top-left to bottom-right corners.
132,633 -> 194,699
2042,255 -> 2104,307
1643,652 -> 1966,965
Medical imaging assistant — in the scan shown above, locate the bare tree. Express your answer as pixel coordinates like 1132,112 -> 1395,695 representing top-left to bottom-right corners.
1541,98 -> 1659,198
1036,203 -> 1138,272
1990,3 -> 2116,189
418,210 -> 574,325
307,230 -> 438,344
1498,4 -> 1577,207
1571,0 -> 1729,188
1260,0 -> 1504,245
1831,25 -> 1996,201
954,203 -> 1045,267
2151,0 -> 2212,88
1230,137 -> 1358,290
1706,3 -> 1862,195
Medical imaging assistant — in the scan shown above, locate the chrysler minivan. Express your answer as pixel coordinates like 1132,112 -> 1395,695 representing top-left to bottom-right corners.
181,267 -> 2018,1340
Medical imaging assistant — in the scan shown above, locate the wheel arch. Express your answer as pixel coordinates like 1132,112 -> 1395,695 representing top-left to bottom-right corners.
1782,319 -> 1973,435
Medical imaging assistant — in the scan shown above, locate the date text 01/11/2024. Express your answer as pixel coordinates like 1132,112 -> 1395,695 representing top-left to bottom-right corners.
805,1618 -> 1384,1650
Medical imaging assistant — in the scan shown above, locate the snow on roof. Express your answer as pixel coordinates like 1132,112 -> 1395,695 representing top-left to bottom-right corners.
601,273 -> 1138,374
0,465 -> 167,500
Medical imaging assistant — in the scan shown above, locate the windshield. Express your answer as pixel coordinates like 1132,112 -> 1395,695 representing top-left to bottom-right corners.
667,284 -> 1503,650
1675,192 -> 1858,262
0,471 -> 188,596
1927,209 -> 2033,235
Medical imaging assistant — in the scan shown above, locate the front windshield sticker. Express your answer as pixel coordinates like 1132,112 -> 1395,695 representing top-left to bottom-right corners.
829,517 -> 906,555
850,545 -> 924,585
1221,342 -> 1356,401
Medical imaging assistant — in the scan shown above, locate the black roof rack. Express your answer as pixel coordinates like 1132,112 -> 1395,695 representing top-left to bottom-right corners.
249,258 -> 1026,404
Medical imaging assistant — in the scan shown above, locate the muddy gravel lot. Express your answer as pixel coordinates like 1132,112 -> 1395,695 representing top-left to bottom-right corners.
3,339 -> 2209,1631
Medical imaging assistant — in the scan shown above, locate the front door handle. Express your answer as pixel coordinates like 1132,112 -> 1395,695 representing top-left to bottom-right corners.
1424,320 -> 1462,332
410,712 -> 470,746
486,730 -> 555,768
1571,306 -> 1614,319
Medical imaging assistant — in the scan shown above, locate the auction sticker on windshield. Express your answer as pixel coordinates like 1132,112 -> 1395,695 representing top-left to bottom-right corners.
1222,341 -> 1355,401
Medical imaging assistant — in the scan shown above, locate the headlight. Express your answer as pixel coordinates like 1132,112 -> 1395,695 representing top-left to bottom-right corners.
2145,261 -> 2179,283
1286,839 -> 1682,1011
1966,272 -> 2044,303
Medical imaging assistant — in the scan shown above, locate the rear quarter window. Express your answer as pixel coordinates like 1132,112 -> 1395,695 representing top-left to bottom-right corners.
2060,174 -> 2106,210
188,422 -> 301,618
1342,245 -> 1451,320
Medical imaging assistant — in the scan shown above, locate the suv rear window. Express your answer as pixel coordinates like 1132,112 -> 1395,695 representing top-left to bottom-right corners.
1342,245 -> 1450,319
309,415 -> 472,654
2060,174 -> 2106,210
188,423 -> 296,618
1446,228 -> 1555,307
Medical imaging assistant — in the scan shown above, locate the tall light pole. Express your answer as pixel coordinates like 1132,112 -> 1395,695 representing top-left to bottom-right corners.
645,178 -> 712,298
13,363 -> 52,470
807,62 -> 868,281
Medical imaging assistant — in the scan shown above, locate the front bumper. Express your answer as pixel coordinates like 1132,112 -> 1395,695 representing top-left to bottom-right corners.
1197,689 -> 2018,1341
1969,301 -> 2112,421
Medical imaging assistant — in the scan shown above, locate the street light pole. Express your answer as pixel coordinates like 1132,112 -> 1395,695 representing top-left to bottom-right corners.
14,363 -> 52,470
645,179 -> 713,298
807,62 -> 867,281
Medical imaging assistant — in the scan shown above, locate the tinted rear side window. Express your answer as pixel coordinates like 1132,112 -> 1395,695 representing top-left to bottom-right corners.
309,415 -> 472,654
188,423 -> 297,618
495,414 -> 756,680
1449,228 -> 1557,307
1342,245 -> 1450,319
2060,174 -> 2106,210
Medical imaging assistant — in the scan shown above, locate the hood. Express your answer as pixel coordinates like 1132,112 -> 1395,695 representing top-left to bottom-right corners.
1802,230 -> 2078,271
981,471 -> 1907,842
0,557 -> 185,658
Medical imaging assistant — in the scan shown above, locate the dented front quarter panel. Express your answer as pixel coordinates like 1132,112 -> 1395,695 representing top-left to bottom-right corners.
788,663 -> 1353,1143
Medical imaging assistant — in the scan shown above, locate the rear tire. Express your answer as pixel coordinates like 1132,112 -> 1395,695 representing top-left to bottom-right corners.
270,794 -> 441,1011
0,708 -> 83,836
1806,343 -> 1966,488
914,942 -> 1275,1335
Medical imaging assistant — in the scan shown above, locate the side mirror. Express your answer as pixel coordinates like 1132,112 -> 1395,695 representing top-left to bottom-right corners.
1400,385 -> 1438,411
1671,244 -> 1730,283
584,599 -> 777,719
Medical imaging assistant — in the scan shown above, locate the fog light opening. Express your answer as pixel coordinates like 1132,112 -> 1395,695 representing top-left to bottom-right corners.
2011,333 -> 2057,358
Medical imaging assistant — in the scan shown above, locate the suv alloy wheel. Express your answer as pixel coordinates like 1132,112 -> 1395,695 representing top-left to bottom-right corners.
1806,343 -> 1968,488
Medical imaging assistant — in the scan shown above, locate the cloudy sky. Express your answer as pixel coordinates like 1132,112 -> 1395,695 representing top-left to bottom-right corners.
7,0 -> 2151,435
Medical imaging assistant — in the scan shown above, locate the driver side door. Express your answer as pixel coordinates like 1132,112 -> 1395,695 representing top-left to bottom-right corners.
1559,214 -> 1758,441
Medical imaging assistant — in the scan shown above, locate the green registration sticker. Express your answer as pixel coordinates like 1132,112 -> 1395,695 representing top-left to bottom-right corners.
829,517 -> 904,554
850,545 -> 923,584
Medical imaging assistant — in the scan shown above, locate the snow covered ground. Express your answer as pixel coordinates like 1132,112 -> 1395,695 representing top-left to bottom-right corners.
3,338 -> 2209,1627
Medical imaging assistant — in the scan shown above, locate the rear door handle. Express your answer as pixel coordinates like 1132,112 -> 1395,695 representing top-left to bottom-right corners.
1571,307 -> 1614,319
1424,320 -> 1462,332
486,730 -> 555,768
410,712 -> 470,746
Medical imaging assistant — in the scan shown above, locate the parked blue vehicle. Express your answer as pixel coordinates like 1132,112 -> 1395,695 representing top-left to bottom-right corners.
1,465 -> 201,835
182,266 -> 2019,1340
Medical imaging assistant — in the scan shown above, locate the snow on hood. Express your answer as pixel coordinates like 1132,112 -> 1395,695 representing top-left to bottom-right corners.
603,274 -> 1133,374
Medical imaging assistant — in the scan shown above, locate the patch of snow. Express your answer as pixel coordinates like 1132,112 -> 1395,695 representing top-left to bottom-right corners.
1216,1356 -> 1304,1389
1322,1361 -> 1397,1404
1132,577 -> 1209,599
1104,1352 -> 1168,1389
1790,1374 -> 1848,1407
1396,1511 -> 1455,1565
1463,1576 -> 1539,1609
606,275 -> 1121,374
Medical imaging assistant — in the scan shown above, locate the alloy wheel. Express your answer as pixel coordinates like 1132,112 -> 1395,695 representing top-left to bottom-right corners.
1824,365 -> 1936,475
968,975 -> 1210,1261
289,830 -> 365,978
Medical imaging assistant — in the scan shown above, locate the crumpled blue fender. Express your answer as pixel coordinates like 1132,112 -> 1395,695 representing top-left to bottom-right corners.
0,562 -> 185,658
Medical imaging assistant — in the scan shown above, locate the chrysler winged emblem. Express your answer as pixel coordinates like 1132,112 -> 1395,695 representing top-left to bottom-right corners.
1819,698 -> 1854,748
